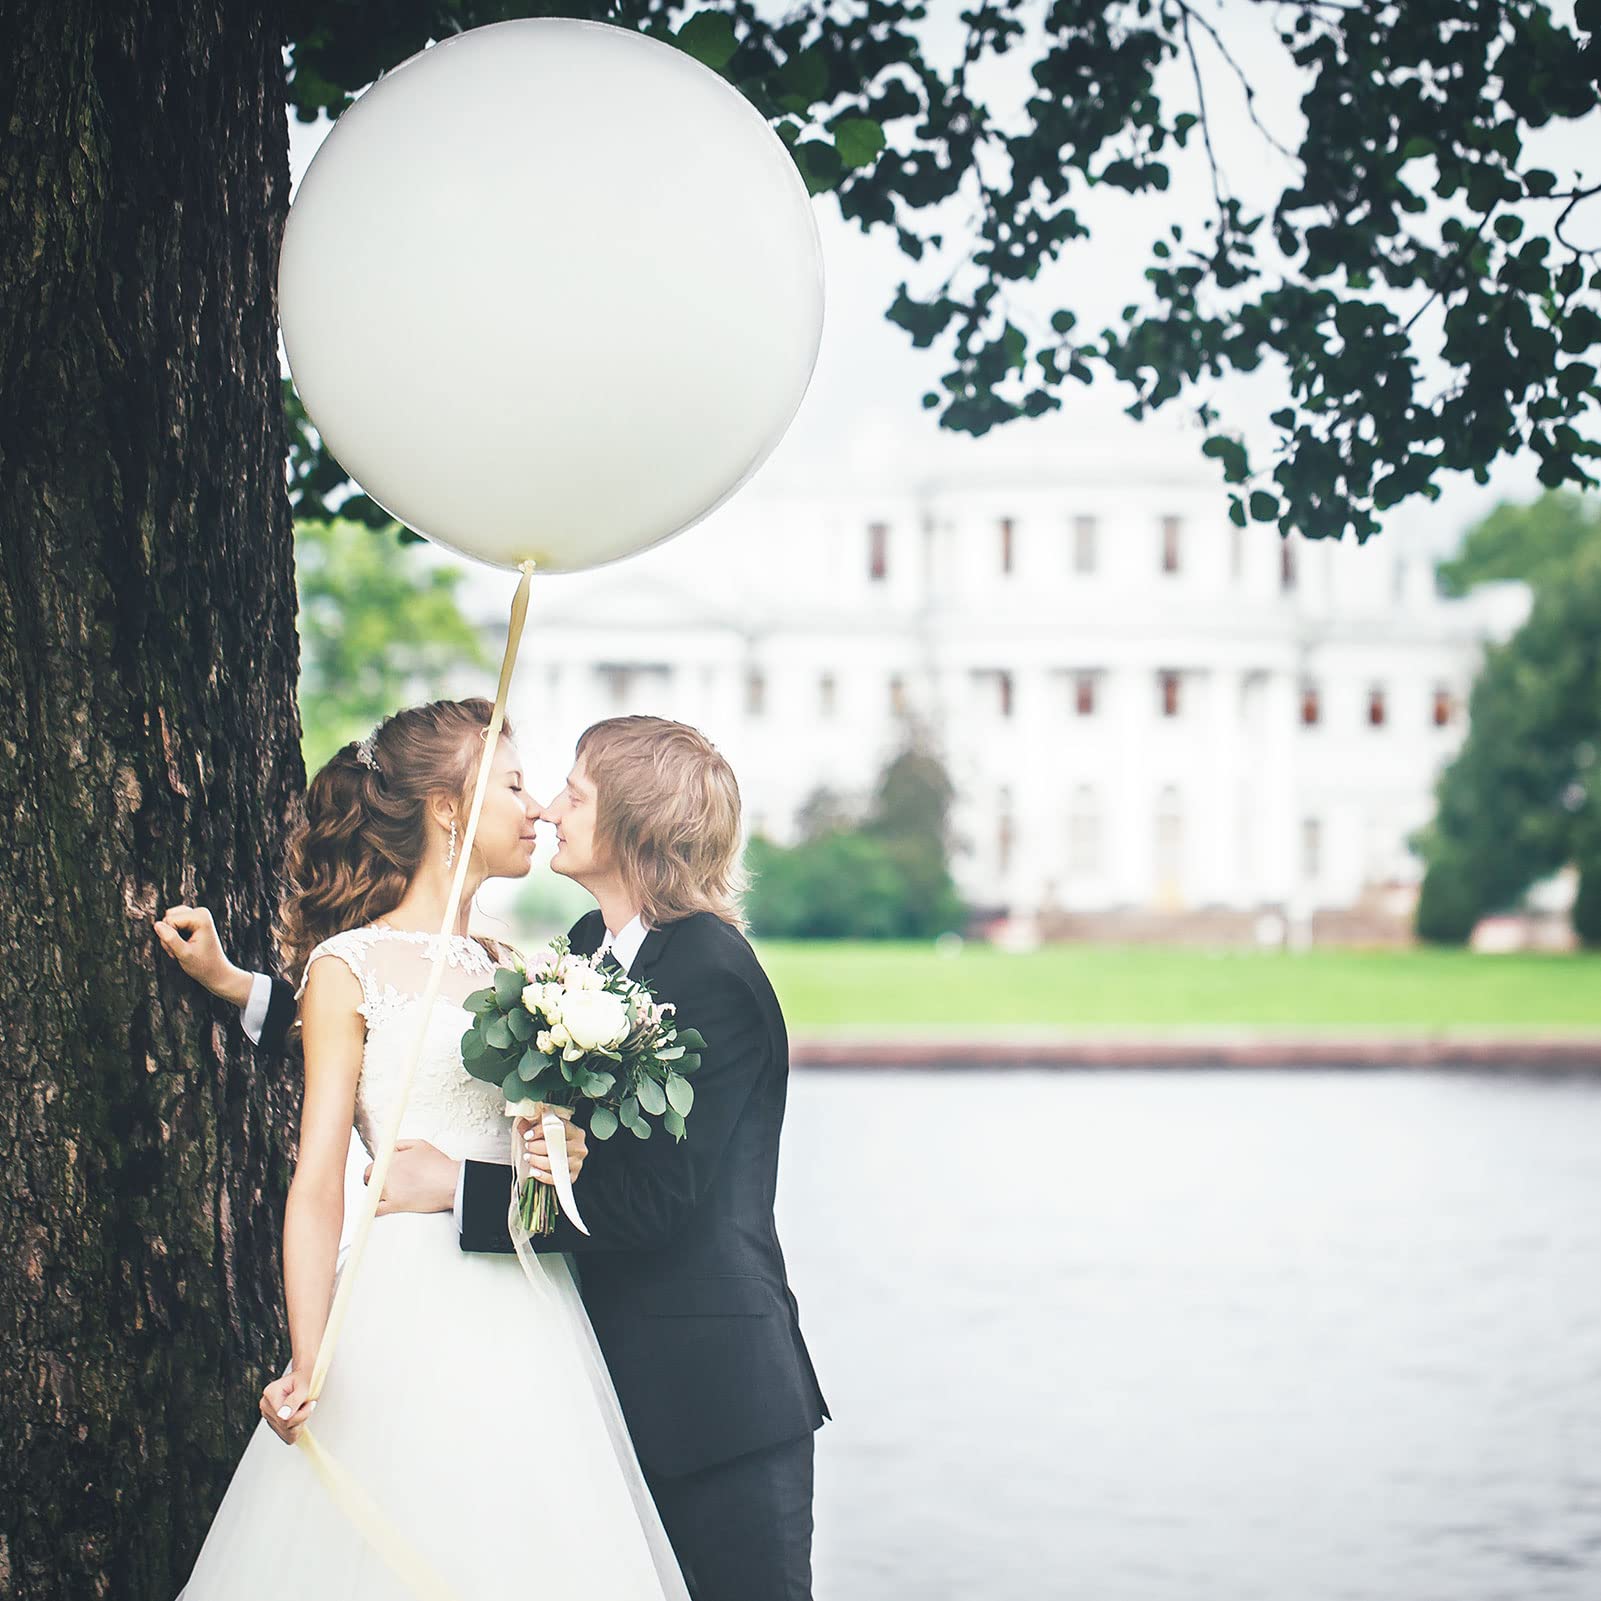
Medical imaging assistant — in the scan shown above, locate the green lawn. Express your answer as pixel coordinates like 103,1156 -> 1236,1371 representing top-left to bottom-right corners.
753,940 -> 1601,1035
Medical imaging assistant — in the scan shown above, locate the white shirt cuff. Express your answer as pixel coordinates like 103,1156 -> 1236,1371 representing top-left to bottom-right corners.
240,971 -> 273,1045
452,1159 -> 466,1235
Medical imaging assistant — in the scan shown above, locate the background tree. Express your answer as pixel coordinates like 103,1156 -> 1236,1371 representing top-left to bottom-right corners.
747,736 -> 964,938
1416,493 -> 1601,944
295,517 -> 487,770
285,0 -> 1601,543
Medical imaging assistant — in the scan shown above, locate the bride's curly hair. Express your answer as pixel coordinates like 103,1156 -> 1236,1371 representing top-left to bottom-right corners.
277,697 -> 512,983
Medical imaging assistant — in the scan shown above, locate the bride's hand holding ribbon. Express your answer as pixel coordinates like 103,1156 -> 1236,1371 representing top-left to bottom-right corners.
515,1106 -> 588,1186
261,1369 -> 317,1446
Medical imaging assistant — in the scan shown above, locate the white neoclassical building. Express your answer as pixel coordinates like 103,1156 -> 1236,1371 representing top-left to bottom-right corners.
478,425 -> 1527,927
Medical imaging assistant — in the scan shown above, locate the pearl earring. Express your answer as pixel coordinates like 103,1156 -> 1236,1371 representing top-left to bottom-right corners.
445,819 -> 458,870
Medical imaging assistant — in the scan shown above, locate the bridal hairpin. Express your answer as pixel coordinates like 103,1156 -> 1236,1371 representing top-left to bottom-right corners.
354,732 -> 380,771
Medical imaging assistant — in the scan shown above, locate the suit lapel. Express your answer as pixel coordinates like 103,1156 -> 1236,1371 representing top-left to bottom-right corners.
628,916 -> 686,982
568,908 -> 607,959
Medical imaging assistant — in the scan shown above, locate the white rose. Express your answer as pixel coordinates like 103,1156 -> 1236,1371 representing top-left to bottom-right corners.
564,963 -> 602,992
536,1030 -> 554,1054
521,983 -> 543,1015
559,990 -> 630,1051
549,1024 -> 571,1049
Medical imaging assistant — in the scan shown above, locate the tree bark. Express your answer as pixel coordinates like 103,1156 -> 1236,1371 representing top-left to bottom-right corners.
0,4 -> 301,1595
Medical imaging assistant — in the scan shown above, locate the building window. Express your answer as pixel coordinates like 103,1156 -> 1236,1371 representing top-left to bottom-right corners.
868,522 -> 889,582
1069,786 -> 1101,875
999,517 -> 1016,575
1161,516 -> 1182,574
1301,816 -> 1322,880
1432,685 -> 1455,727
1072,515 -> 1097,575
1368,685 -> 1388,727
1300,679 -> 1321,727
819,674 -> 837,718
889,674 -> 909,718
1280,538 -> 1297,592
1074,671 -> 1097,717
745,669 -> 766,717
1159,670 -> 1182,719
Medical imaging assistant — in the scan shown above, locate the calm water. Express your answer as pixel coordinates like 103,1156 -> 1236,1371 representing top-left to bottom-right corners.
775,1069 -> 1601,1601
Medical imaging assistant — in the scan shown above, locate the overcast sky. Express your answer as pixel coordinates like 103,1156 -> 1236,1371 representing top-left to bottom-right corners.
285,0 -> 1599,560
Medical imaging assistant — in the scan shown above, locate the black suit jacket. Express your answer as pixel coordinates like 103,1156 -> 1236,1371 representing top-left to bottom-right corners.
260,909 -> 829,1478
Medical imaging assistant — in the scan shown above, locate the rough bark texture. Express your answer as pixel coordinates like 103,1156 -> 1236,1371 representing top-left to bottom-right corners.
0,4 -> 301,1595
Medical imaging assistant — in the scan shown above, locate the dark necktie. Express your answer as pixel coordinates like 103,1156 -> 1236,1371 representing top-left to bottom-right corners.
598,947 -> 623,976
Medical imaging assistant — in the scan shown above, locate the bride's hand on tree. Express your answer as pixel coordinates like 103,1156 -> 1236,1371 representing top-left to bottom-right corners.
516,1108 -> 588,1187
362,1139 -> 460,1214
153,903 -> 252,1006
260,1369 -> 315,1445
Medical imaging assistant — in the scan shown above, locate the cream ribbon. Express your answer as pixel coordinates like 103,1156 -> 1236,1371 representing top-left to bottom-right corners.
292,560 -> 536,1601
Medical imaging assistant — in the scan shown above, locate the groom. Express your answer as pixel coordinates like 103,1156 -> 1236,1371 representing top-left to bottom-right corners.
163,715 -> 828,1600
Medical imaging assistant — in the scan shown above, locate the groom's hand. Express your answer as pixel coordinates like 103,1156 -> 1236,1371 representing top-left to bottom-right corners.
363,1139 -> 460,1214
154,903 -> 254,1007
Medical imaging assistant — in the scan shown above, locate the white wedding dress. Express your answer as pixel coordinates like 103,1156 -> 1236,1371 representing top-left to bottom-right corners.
177,924 -> 688,1600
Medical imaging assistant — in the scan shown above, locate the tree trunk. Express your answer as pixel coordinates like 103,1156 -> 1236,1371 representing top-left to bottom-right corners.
0,4 -> 301,1596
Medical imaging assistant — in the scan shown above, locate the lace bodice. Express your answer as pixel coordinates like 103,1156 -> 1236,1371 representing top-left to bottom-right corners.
297,923 -> 517,1162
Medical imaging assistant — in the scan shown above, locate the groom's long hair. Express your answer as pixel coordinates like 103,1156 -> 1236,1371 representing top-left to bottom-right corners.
576,716 -> 748,931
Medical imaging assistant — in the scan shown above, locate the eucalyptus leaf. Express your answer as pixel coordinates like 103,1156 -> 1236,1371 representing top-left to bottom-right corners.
589,1105 -> 619,1141
663,1108 -> 686,1140
507,1008 -> 533,1041
461,1027 -> 486,1060
493,968 -> 525,1008
674,1029 -> 707,1052
484,1017 -> 512,1050
665,1075 -> 694,1116
517,1048 -> 544,1082
463,986 -> 495,1013
637,1077 -> 667,1116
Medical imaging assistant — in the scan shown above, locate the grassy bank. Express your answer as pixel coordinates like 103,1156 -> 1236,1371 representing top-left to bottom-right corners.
753,941 -> 1601,1035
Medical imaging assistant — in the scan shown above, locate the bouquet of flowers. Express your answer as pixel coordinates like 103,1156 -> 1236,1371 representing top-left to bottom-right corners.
459,934 -> 704,1234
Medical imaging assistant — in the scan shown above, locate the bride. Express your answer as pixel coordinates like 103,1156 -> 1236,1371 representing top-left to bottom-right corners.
177,697 -> 688,1599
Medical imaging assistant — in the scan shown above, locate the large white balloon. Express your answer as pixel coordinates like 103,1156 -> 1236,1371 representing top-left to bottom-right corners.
278,19 -> 824,572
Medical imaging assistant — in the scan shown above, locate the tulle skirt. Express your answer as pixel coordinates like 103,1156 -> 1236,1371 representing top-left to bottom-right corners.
176,1209 -> 688,1600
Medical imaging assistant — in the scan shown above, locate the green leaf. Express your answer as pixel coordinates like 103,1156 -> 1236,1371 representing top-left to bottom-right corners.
630,1117 -> 652,1141
463,986 -> 496,1013
637,1077 -> 668,1116
676,1051 -> 702,1076
676,11 -> 738,71
1248,490 -> 1280,522
501,1068 -> 525,1100
461,1027 -> 486,1060
666,1075 -> 694,1116
664,1108 -> 687,1140
589,1106 -> 619,1141
517,1048 -> 546,1082
620,1094 -> 640,1129
484,1017 -> 512,1050
793,140 -> 843,196
581,1070 -> 616,1098
507,1008 -> 533,1041
674,1028 -> 707,1052
493,968 -> 525,1008
832,117 -> 885,171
